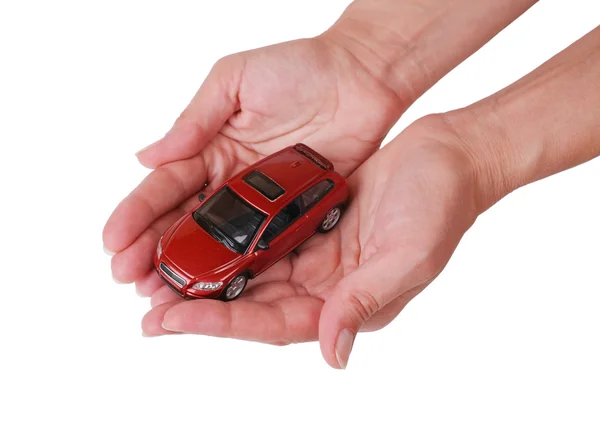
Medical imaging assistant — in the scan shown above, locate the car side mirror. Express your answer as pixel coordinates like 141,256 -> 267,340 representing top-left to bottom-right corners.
256,239 -> 269,251
198,193 -> 206,202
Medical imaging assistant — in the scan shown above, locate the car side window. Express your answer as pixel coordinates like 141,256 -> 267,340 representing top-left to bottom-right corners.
301,180 -> 333,211
261,198 -> 303,243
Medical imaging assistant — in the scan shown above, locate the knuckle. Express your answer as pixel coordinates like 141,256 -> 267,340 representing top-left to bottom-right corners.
175,109 -> 189,123
213,54 -> 239,72
346,290 -> 382,326
174,108 -> 199,128
421,254 -> 442,279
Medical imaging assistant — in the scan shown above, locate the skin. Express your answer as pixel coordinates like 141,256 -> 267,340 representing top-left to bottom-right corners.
103,1 -> 600,369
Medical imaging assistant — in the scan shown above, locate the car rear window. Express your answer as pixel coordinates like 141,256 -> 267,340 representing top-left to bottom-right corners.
244,171 -> 285,200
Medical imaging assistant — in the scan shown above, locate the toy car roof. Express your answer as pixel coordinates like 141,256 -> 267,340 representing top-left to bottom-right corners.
227,144 -> 334,214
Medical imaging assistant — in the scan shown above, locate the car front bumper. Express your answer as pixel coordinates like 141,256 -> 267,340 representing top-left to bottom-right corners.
154,256 -> 223,300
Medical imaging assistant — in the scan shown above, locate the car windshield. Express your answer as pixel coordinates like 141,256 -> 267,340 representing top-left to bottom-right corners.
192,187 -> 266,254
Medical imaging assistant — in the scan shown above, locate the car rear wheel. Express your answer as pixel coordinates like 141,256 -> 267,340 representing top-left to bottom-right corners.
221,274 -> 248,301
318,206 -> 342,233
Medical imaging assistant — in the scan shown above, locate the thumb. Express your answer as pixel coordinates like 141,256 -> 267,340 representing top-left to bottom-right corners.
318,250 -> 426,369
136,55 -> 243,168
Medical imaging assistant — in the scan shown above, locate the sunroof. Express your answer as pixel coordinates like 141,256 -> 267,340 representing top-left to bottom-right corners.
244,171 -> 285,200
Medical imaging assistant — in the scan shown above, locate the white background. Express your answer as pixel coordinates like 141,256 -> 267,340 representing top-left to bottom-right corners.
1,1 -> 599,429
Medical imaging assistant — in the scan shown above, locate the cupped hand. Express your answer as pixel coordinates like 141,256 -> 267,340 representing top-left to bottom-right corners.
141,115 -> 483,368
103,36 -> 404,289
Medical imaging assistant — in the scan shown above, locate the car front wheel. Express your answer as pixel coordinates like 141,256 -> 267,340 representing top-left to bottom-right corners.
221,274 -> 248,301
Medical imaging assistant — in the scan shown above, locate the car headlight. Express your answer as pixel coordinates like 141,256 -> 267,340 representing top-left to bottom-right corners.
157,238 -> 163,257
191,281 -> 223,291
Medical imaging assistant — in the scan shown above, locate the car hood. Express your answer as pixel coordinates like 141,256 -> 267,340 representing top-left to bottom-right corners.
163,215 -> 240,277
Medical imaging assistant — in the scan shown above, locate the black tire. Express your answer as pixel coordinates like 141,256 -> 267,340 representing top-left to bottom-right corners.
318,205 -> 343,233
220,274 -> 248,301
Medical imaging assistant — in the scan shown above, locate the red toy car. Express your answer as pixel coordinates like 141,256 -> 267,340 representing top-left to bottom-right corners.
154,144 -> 349,301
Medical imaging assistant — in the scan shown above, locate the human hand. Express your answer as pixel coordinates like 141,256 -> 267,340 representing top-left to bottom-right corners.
141,115 -> 481,368
102,0 -> 540,368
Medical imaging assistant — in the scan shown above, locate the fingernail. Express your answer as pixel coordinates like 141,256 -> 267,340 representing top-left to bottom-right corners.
135,287 -> 146,298
335,329 -> 355,369
161,320 -> 183,332
135,138 -> 161,156
103,245 -> 115,256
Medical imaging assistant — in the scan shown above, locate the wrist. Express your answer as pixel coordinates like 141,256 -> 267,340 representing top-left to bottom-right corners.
437,109 -> 516,215
320,0 -> 427,109
444,26 -> 600,214
321,0 -> 538,112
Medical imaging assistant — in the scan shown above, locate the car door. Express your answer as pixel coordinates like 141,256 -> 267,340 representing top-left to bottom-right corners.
252,197 -> 310,275
300,179 -> 335,230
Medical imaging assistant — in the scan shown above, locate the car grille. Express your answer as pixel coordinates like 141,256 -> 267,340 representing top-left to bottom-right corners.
159,262 -> 185,287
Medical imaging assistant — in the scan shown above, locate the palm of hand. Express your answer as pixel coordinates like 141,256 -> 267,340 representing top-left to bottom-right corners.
206,38 -> 402,178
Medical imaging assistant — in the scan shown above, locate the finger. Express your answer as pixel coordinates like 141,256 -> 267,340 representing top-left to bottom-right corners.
135,270 -> 164,297
159,295 -> 324,344
103,154 -> 207,253
110,207 -> 186,283
361,283 -> 427,332
150,285 -> 183,308
136,56 -> 243,168
141,302 -> 182,337
318,249 -> 430,369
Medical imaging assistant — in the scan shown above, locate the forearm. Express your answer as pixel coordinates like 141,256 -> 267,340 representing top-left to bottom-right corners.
323,0 -> 538,107
449,26 -> 600,212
